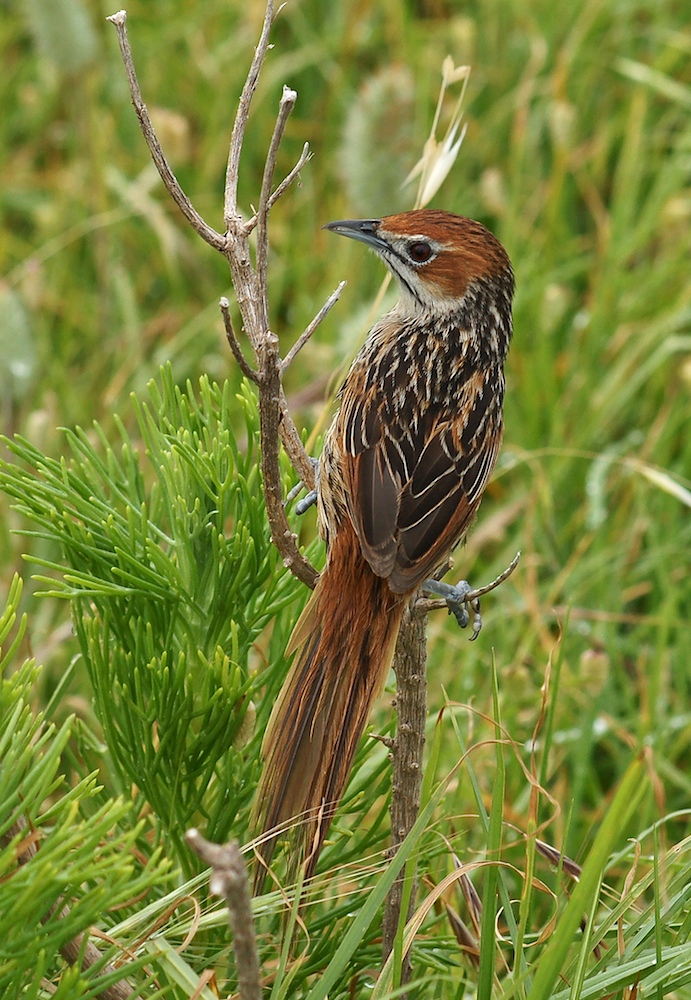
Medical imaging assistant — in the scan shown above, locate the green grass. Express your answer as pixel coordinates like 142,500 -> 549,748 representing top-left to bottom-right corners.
1,0 -> 690,996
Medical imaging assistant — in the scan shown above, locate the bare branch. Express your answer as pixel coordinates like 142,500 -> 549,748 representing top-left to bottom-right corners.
255,86 -> 298,320
107,11 -> 225,251
186,830 -> 262,1000
381,558 -> 521,984
225,232 -> 264,352
112,5 -> 318,581
268,140 -> 311,210
226,75 -> 316,495
276,393 -> 317,490
221,294 -> 316,488
224,0 -> 275,227
220,298 -> 260,384
259,330 -> 319,589
282,281 -> 346,371
245,141 -> 312,233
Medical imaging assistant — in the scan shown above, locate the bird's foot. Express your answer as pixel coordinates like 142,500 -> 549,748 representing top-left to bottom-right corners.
285,458 -> 319,514
422,579 -> 483,639
295,489 -> 317,514
420,552 -> 521,642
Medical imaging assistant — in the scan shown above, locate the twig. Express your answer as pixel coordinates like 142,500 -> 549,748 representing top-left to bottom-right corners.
224,0 -> 275,227
258,327 -> 319,589
255,86 -> 298,312
186,830 -> 262,1000
383,553 -> 520,986
223,79 -> 318,507
3,819 -> 134,1000
109,5 -> 321,575
282,281 -> 346,371
107,11 -> 224,251
246,141 -> 312,233
276,392 -> 317,490
220,298 -> 260,384
224,76 -> 318,491
268,141 -> 311,212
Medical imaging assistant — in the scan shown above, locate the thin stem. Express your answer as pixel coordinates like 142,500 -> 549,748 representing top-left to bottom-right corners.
112,4 -> 319,582
258,329 -> 319,589
224,0 -> 275,227
107,12 -> 224,251
186,830 -> 262,1000
220,298 -> 260,384
268,140 -> 311,211
282,281 -> 346,371
277,389 -> 317,490
382,603 -> 428,990
246,141 -> 312,234
256,86 -> 298,327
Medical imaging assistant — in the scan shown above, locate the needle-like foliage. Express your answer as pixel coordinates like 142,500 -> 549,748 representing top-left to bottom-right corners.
0,575 -> 166,998
0,369 -> 303,873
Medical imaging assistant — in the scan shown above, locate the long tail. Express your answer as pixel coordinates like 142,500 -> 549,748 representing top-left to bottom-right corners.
253,520 -> 405,887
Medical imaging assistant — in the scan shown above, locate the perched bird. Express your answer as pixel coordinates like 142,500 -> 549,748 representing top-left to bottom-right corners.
254,209 -> 514,885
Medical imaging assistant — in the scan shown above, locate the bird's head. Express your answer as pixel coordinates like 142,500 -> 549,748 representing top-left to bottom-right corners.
324,209 -> 513,316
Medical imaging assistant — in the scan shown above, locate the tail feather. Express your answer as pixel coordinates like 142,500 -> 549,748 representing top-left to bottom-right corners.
253,521 -> 405,886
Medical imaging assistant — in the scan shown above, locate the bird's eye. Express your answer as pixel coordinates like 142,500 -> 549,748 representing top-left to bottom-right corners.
407,241 -> 433,263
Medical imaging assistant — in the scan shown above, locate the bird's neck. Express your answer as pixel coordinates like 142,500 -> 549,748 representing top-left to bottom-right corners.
370,278 -> 513,370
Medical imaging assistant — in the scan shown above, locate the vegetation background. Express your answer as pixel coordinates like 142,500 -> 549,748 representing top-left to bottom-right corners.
0,0 -> 689,997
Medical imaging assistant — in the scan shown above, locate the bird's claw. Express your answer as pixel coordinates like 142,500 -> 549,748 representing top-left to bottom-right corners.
295,489 -> 317,514
422,579 -> 483,640
285,458 -> 319,514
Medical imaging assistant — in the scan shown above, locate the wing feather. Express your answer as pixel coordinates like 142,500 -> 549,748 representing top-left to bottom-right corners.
340,377 -> 502,595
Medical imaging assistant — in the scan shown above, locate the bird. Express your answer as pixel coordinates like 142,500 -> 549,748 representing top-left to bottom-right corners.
253,209 -> 514,887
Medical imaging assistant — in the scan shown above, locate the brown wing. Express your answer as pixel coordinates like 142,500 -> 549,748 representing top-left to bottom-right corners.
340,387 -> 502,595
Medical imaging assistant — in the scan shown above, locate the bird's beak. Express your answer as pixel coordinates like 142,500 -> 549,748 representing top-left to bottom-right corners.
323,218 -> 388,253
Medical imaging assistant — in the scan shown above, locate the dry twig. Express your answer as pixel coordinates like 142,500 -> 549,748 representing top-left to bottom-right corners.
107,5 -> 341,589
107,11 -> 224,251
186,831 -> 262,1000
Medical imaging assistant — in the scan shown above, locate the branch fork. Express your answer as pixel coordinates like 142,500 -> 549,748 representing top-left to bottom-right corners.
108,5 -> 343,590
